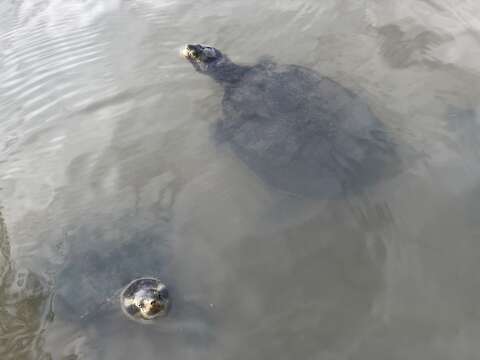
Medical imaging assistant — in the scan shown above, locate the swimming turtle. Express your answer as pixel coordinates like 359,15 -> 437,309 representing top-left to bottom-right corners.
183,44 -> 400,196
52,220 -> 213,357
53,224 -> 172,323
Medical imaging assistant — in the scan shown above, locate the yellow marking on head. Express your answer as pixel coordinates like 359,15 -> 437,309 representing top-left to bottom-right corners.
182,46 -> 191,58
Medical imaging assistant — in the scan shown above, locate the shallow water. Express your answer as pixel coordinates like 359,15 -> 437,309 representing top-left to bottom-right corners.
1,0 -> 480,359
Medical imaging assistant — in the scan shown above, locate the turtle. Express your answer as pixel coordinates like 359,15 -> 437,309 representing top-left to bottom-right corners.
52,220 -> 213,357
53,221 -> 208,327
53,224 -> 172,323
183,44 -> 401,196
121,277 -> 170,323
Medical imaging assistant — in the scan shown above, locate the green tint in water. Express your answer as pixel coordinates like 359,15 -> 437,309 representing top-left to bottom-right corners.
0,210 -> 50,360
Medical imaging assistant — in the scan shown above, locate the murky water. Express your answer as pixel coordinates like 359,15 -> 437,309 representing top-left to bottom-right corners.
1,0 -> 480,359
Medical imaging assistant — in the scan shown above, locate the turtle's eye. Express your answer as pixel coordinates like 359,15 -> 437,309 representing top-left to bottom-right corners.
203,48 -> 217,60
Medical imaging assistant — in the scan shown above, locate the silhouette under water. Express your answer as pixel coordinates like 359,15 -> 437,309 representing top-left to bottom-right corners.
184,44 -> 402,197
52,217 -> 213,358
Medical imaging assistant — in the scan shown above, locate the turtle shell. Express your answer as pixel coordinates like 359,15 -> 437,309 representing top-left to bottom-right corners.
217,63 -> 399,196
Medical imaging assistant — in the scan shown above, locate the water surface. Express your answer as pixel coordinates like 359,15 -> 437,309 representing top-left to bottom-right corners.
1,0 -> 480,359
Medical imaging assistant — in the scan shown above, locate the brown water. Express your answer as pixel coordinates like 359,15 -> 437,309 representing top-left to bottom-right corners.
1,0 -> 480,359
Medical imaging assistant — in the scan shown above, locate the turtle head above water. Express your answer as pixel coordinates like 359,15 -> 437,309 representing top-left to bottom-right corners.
134,288 -> 168,319
183,44 -> 250,84
121,277 -> 170,323
183,44 -> 223,68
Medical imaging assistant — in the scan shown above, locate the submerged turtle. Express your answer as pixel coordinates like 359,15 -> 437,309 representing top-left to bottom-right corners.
52,221 -> 213,357
54,222 -> 210,330
53,225 -> 172,323
183,44 -> 400,196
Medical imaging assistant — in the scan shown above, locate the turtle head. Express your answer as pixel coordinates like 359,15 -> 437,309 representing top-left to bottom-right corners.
134,287 -> 170,320
182,44 -> 249,84
183,44 -> 224,72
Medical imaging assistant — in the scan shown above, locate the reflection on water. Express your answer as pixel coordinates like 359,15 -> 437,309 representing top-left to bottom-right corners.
1,0 -> 480,359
